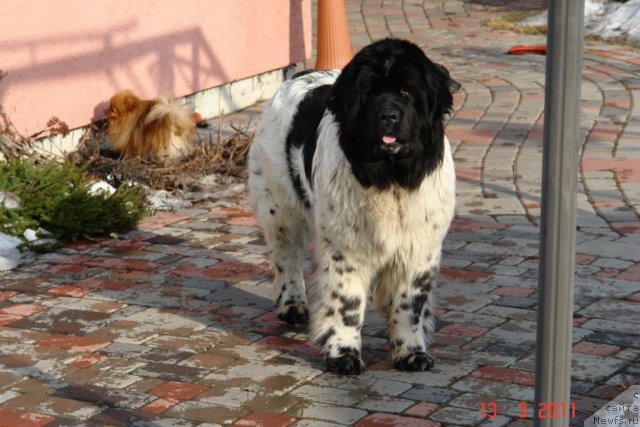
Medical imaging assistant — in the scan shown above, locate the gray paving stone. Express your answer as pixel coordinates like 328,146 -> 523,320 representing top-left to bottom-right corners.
309,375 -> 412,396
438,311 -> 505,328
581,319 -> 640,335
430,405 -> 488,426
572,353 -> 627,381
484,320 -> 537,346
578,299 -> 640,323
451,378 -> 535,401
401,385 -> 460,404
355,395 -> 415,413
361,361 -> 477,387
289,385 -> 360,406
287,402 -> 367,425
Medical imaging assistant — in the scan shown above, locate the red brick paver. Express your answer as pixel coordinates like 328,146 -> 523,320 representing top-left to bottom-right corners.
0,408 -> 55,427
148,381 -> 209,400
472,366 -> 536,387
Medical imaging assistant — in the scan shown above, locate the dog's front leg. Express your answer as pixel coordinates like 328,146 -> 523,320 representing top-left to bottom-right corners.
382,266 -> 437,372
310,241 -> 371,375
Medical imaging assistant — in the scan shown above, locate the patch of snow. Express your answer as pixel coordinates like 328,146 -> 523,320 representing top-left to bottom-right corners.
22,228 -> 58,249
22,228 -> 38,242
521,0 -> 640,45
147,189 -> 192,212
0,191 -> 20,209
88,180 -> 116,197
0,232 -> 22,271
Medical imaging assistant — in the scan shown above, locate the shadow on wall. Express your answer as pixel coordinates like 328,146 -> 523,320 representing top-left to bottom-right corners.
0,0 -> 307,131
0,20 -> 229,126
290,0 -> 309,69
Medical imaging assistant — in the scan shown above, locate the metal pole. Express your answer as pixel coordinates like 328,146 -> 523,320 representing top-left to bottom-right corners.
535,0 -> 584,426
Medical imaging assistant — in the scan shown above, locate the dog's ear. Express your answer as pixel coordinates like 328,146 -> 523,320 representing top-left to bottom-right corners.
447,78 -> 462,94
435,63 -> 461,94
124,94 -> 138,112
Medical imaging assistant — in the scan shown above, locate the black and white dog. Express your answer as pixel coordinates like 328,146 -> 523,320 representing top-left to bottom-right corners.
248,39 -> 460,374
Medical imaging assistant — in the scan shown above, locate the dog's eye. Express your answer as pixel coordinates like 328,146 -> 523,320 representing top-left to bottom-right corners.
399,89 -> 411,98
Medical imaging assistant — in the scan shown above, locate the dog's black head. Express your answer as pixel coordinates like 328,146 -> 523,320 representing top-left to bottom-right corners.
328,38 -> 460,190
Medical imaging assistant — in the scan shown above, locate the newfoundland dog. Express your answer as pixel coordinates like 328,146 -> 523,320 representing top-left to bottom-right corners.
248,38 -> 460,374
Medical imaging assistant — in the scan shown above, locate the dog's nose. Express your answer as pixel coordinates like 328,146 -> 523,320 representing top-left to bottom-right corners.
381,107 -> 400,126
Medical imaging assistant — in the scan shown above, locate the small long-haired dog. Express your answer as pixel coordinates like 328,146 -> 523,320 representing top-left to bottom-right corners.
105,90 -> 199,161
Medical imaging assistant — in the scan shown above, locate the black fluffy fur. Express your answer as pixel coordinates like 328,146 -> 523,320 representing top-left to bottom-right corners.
327,38 -> 458,190
285,84 -> 332,207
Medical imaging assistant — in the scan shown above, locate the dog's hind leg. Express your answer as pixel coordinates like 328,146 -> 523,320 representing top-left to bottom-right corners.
249,144 -> 311,325
268,215 -> 309,325
256,196 -> 310,324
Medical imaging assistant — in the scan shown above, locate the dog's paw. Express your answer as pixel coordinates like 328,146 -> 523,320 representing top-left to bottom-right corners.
277,305 -> 309,325
326,350 -> 364,375
393,351 -> 434,372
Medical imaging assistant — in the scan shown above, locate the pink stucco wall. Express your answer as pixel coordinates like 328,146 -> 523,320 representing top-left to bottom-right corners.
0,0 -> 312,135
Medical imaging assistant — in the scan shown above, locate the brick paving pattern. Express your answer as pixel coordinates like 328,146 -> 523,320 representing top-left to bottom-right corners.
2,0 -> 640,426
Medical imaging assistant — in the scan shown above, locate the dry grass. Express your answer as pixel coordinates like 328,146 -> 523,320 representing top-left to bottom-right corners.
486,10 -> 547,35
69,118 -> 254,191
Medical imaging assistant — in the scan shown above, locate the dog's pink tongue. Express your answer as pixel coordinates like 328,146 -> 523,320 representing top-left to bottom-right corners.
382,135 -> 397,144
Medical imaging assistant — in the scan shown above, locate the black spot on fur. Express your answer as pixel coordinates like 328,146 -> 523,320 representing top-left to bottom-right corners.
331,291 -> 340,299
269,208 -> 276,215
412,270 -> 433,290
342,314 -> 360,327
317,327 -> 336,346
331,252 -> 344,262
410,293 -> 428,325
339,296 -> 361,312
276,264 -> 284,273
326,308 -> 335,317
285,84 -> 332,205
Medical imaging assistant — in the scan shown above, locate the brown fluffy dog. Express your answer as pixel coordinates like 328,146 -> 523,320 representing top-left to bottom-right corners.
106,90 -> 199,161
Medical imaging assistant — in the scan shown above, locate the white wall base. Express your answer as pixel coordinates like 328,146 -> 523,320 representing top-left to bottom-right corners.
33,67 -> 289,159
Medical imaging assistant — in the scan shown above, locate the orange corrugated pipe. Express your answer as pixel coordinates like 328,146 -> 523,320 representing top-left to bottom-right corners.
314,0 -> 353,70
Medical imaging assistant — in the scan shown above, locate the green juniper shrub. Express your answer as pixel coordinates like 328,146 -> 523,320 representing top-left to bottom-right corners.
0,159 -> 148,248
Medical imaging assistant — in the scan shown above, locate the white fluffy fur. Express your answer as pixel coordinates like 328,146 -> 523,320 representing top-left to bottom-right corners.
248,70 -> 456,368
145,96 -> 196,160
